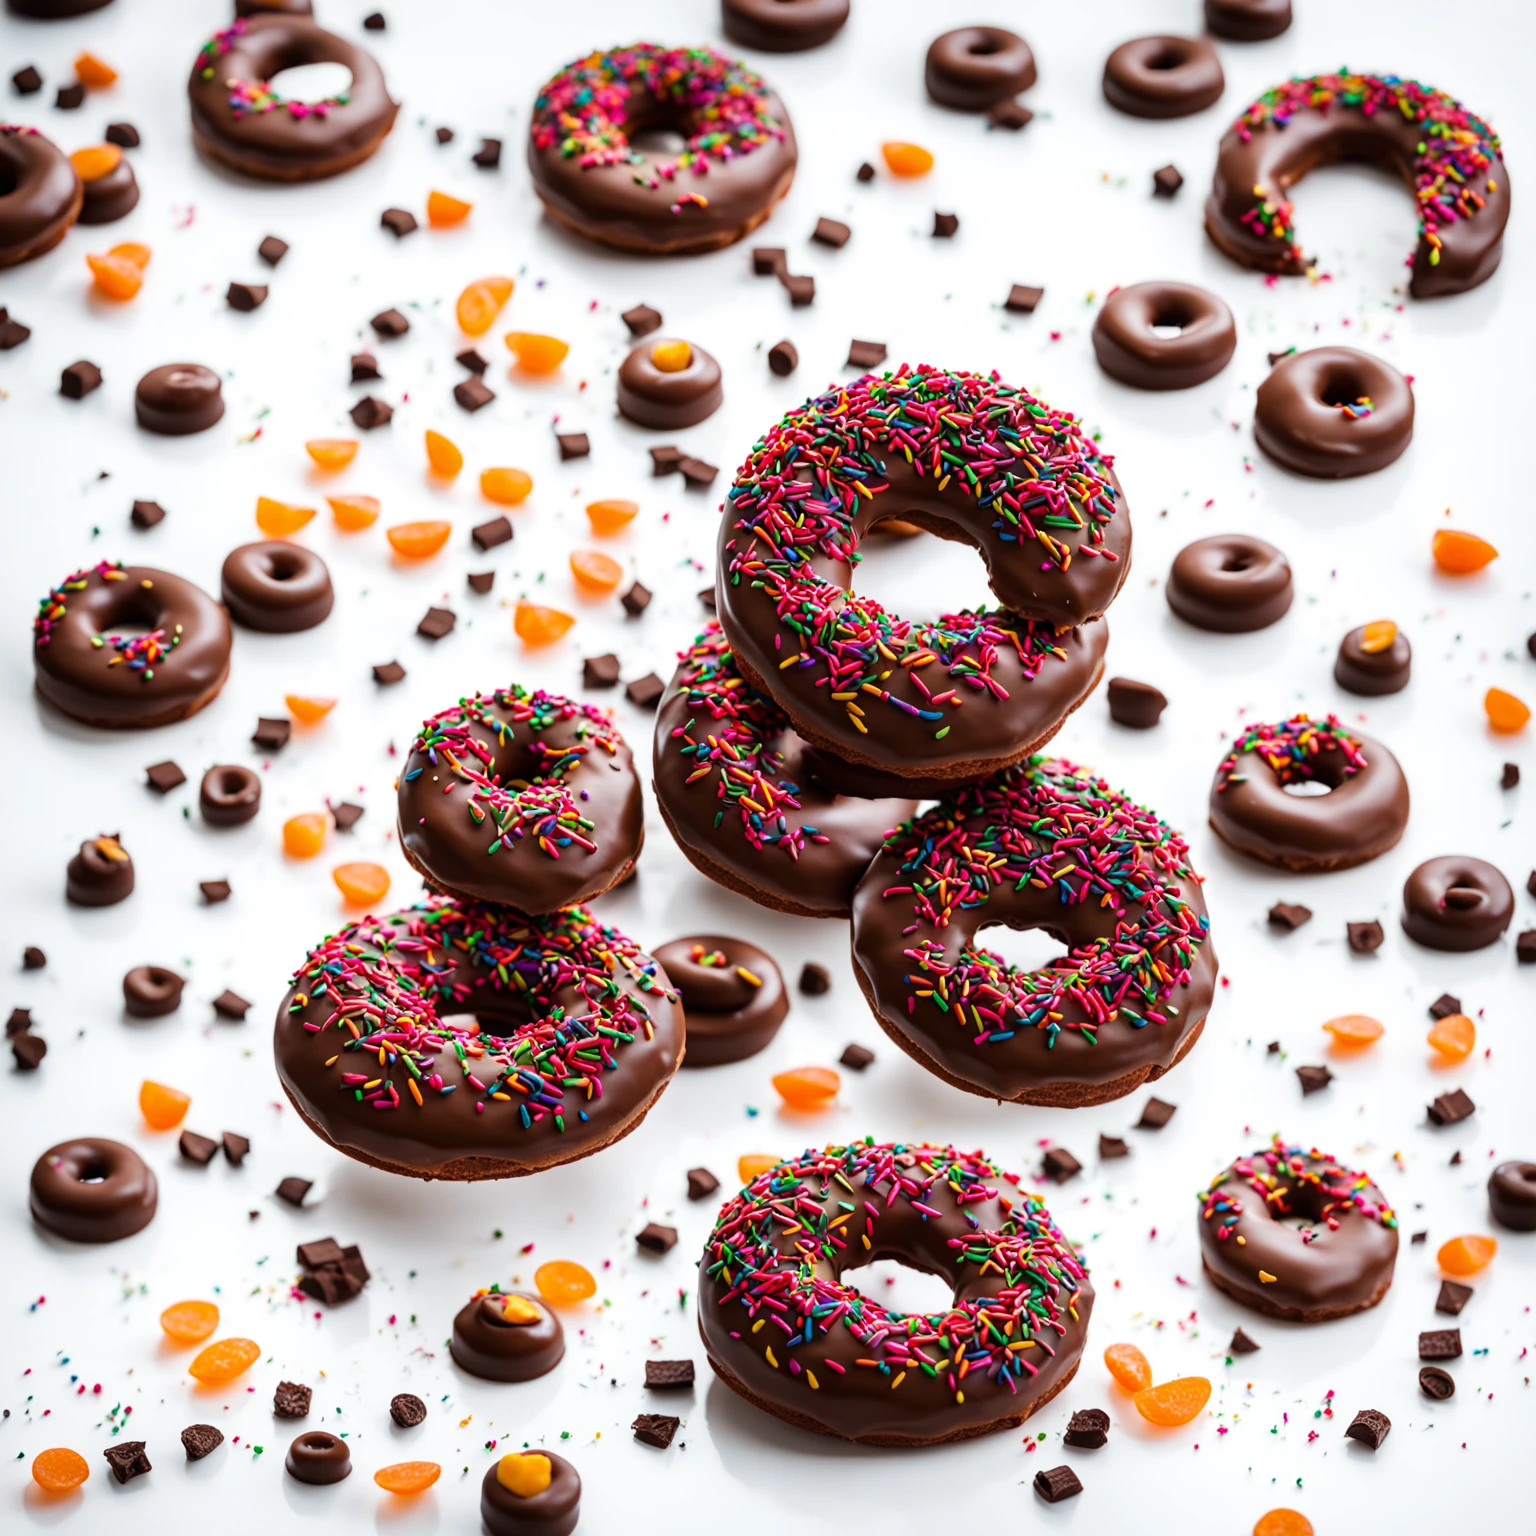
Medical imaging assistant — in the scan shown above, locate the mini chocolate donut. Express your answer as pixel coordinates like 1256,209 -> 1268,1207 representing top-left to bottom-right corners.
1204,0 -> 1291,40
398,686 -> 642,913
284,1430 -> 350,1485
66,833 -> 134,906
275,899 -> 684,1179
481,1452 -> 581,1536
8,0 -> 114,13
1335,621 -> 1410,696
1401,856 -> 1513,952
220,541 -> 334,632
188,17 -> 399,182
451,1290 -> 565,1381
0,126 -> 82,268
722,0 -> 849,53
617,338 -> 722,429
654,624 -> 916,918
700,1141 -> 1093,1444
200,764 -> 262,825
924,27 -> 1037,111
1199,1136 -> 1398,1322
1166,534 -> 1292,633
1488,1161 -> 1536,1231
1209,715 -> 1409,871
237,0 -> 313,15
528,45 -> 797,255
135,364 -> 225,436
30,1138 -> 157,1244
124,965 -> 184,1018
1102,36 -> 1224,120
1255,347 -> 1413,479
74,144 -> 139,225
34,562 -> 232,729
1092,282 -> 1236,390
653,936 -> 788,1067
851,759 -> 1216,1107
1206,73 -> 1509,299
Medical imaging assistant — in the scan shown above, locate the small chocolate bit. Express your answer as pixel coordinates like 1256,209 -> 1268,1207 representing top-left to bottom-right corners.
226,282 -> 267,312
1229,1327 -> 1260,1354
1427,1088 -> 1475,1126
621,581 -> 652,618
1411,1231 -> 1427,1244
625,673 -> 664,710
1419,1366 -> 1455,1400
1518,930 -> 1536,964
1098,1134 -> 1129,1159
275,1176 -> 312,1207
1428,993 -> 1462,1020
1004,284 -> 1044,314
56,83 -> 85,111
768,340 -> 798,376
1152,164 -> 1184,198
350,395 -> 392,429
632,1413 -> 679,1449
839,1043 -> 875,1071
650,445 -> 684,476
1268,902 -> 1312,931
932,211 -> 960,238
645,1359 -> 695,1390
213,990 -> 251,1020
252,717 -> 291,751
146,760 -> 186,793
471,137 -> 502,168
0,312 -> 30,350
1418,1329 -> 1461,1360
582,654 -> 620,690
686,1167 -> 719,1201
390,1393 -> 426,1428
181,1424 -> 223,1460
1345,1408 -> 1391,1450
812,217 -> 851,248
472,516 -> 513,550
417,606 -> 456,640
622,304 -> 663,337
456,347 -> 488,374
13,1034 -> 46,1071
131,499 -> 166,529
23,947 -> 46,970
753,248 -> 788,280
258,235 -> 288,266
297,1238 -> 370,1304
12,65 -> 42,95
846,339 -> 887,369
781,272 -> 816,306
370,307 -> 409,339
455,376 -> 495,412
1136,1096 -> 1176,1129
350,351 -> 381,381
436,126 -> 455,143
363,11 -> 386,29
179,1131 -> 218,1165
60,360 -> 103,399
678,456 -> 718,487
1063,1408 -> 1110,1449
799,962 -> 831,995
1042,1147 -> 1082,1183
222,1132 -> 250,1166
1106,676 -> 1167,728
856,160 -> 876,180
1500,762 -> 1519,789
8,1007 -> 31,1036
381,207 -> 417,238
1266,1041 -> 1281,1053
373,661 -> 406,685
1347,920 -> 1384,954
1436,1280 -> 1472,1316
274,1381 -> 312,1419
1033,1465 -> 1083,1504
556,431 -> 590,461
986,99 -> 1033,130
330,802 -> 365,832
1296,1064 -> 1333,1095
103,1442 -> 151,1483
636,1222 -> 678,1255
1449,1150 -> 1462,1166
200,880 -> 231,904
467,571 -> 494,595
698,586 -> 717,609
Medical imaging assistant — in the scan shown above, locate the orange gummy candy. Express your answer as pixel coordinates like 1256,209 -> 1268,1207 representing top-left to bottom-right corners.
160,1299 -> 220,1344
585,498 -> 638,535
1485,687 -> 1530,733
505,332 -> 568,374
534,1260 -> 596,1306
188,1337 -> 260,1385
649,339 -> 693,373
515,601 -> 575,646
426,190 -> 471,226
1323,1013 -> 1384,1049
424,429 -> 463,478
283,813 -> 328,859
387,520 -> 452,558
881,140 -> 934,176
1254,1511 -> 1314,1536
139,1079 -> 190,1130
334,862 -> 390,906
255,496 -> 316,537
32,1447 -> 90,1494
110,241 -> 151,269
374,1461 -> 441,1495
570,549 -> 624,592
1426,1012 -> 1476,1061
70,144 -> 121,182
87,251 -> 143,300
328,494 -> 380,530
456,276 -> 513,336
285,694 -> 336,724
74,52 -> 119,90
1438,1234 -> 1497,1275
737,1153 -> 780,1184
1357,619 -> 1397,653
1432,528 -> 1498,574
1103,1342 -> 1153,1393
481,467 -> 533,506
1133,1376 -> 1211,1426
771,1066 -> 840,1110
305,438 -> 358,471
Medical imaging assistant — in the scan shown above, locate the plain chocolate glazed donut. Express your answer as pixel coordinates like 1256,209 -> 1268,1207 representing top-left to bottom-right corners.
221,541 -> 334,632
30,1138 -> 158,1243
1204,0 -> 1291,40
722,0 -> 848,53
1255,347 -> 1414,478
654,935 -> 788,1066
284,1430 -> 350,1485
1166,534 -> 1292,633
135,363 -> 225,436
1488,1161 -> 1536,1232
925,27 -> 1036,111
0,126 -> 82,268
200,764 -> 262,825
1103,36 -> 1224,119
1093,282 -> 1236,390
1401,856 -> 1513,952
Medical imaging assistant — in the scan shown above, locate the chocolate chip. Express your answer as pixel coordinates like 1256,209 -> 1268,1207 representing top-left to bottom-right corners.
1033,1465 -> 1082,1503
1135,1096 -> 1176,1129
1347,920 -> 1384,954
1427,1088 -> 1475,1126
8,1007 -> 31,1036
179,1130 -> 218,1165
1428,993 -> 1462,1020
1098,1134 -> 1129,1160
686,1167 -> 719,1201
636,1222 -> 678,1255
986,99 -> 1033,130
417,606 -> 456,640
799,962 -> 831,995
275,1176 -> 312,1207
1345,1408 -> 1390,1449
1419,1366 -> 1455,1399
1003,285 -> 1043,316
812,217 -> 850,248
222,1132 -> 250,1166
1449,1150 -> 1462,1166
466,571 -> 494,595
257,235 -> 288,266
1229,1327 -> 1260,1354
363,11 -> 386,29
456,347 -> 488,374
350,395 -> 393,429
846,339 -> 887,369
60,360 -> 103,399
1152,164 -> 1184,198
181,1424 -> 223,1460
632,1413 -> 679,1449
146,760 -> 186,793
1267,1040 -> 1281,1053
454,376 -> 495,412
56,83 -> 84,111
1501,762 -> 1520,789
556,431 -> 590,461
380,207 -> 417,238
12,65 -> 42,95
350,351 -> 381,381
274,1381 -> 312,1419
625,673 -> 665,710
330,802 -> 365,832
0,313 -> 30,350
252,716 -> 291,751
1106,676 -> 1167,728
1268,902 -> 1312,931
373,661 -> 406,685
103,1442 -> 151,1483
1419,1329 -> 1461,1359
1518,929 -> 1536,965
1411,1231 -> 1427,1244
622,304 -> 662,337
371,307 -> 409,339
582,654 -> 620,690
23,947 -> 46,970
645,1359 -> 695,1390
932,211 -> 959,238
471,137 -> 502,168
678,456 -> 718,487
226,282 -> 267,312
1436,1280 -> 1472,1316
212,989 -> 250,1020
768,340 -> 798,376
620,581 -> 652,619
1296,1064 -> 1333,1095
12,1034 -> 46,1071
472,515 -> 512,550
1063,1408 -> 1110,1449
131,499 -> 165,529
390,1393 -> 426,1428
650,445 -> 684,476
1042,1147 -> 1082,1183
200,880 -> 231,904
780,272 -> 816,306
752,247 -> 786,276
839,1043 -> 875,1071
856,160 -> 876,180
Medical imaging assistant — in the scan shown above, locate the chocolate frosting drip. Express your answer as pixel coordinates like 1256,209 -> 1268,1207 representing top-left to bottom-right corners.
0,126 -> 81,267
1092,282 -> 1236,390
30,1138 -> 158,1243
925,28 -> 1037,111
481,1453 -> 580,1536
451,1291 -> 565,1381
1401,856 -> 1513,951
1255,347 -> 1413,479
654,935 -> 788,1066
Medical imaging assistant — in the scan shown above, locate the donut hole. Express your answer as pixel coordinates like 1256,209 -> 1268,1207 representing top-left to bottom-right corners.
836,1255 -> 957,1316
975,924 -> 1072,974
265,61 -> 355,105
1145,45 -> 1190,71
1318,372 -> 1367,408
259,551 -> 305,583
966,34 -> 1002,56
214,768 -> 251,798
1442,884 -> 1485,911
1275,746 -> 1354,797
628,125 -> 690,157
1149,298 -> 1199,335
849,516 -> 995,625
0,164 -> 18,198
70,1155 -> 111,1185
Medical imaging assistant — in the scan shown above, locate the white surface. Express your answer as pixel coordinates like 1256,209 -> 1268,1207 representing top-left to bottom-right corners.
2,0 -> 1533,1531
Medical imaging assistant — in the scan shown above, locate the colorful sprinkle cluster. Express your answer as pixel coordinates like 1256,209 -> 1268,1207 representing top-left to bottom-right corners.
284,899 -> 675,1132
403,687 -> 623,863
878,758 -> 1209,1049
34,560 -> 123,648
33,562 -> 178,682
196,22 -> 351,119
531,43 -> 784,196
1215,713 -> 1366,791
704,1140 -> 1087,1403
1200,1136 -> 1398,1244
1231,73 -> 1502,271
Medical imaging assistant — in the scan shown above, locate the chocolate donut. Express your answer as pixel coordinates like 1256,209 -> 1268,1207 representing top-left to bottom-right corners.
617,339 -> 722,429
1092,282 -> 1236,390
1204,0 -> 1291,40
1166,534 -> 1292,633
722,0 -> 848,53
482,1453 -> 581,1536
1102,37 -> 1224,120
74,144 -> 139,225
1199,1137 -> 1398,1321
399,687 -> 642,914
718,365 -> 1124,785
924,27 -> 1036,111
700,1141 -> 1093,1444
1401,856 -> 1513,952
66,833 -> 133,906
188,17 -> 399,182
220,542 -> 333,632
1255,348 -> 1414,479
1488,1161 -> 1536,1232
200,764 -> 262,826
30,1138 -> 157,1244
654,624 -> 916,918
653,936 -> 788,1067
284,1430 -> 350,1485
452,1290 -> 564,1381
1206,73 -> 1509,299
34,562 -> 232,729
135,364 -> 225,436
1210,715 -> 1409,872
0,126 -> 81,268
123,965 -> 184,1018
237,0 -> 313,14
528,45 -> 797,255
275,899 -> 684,1180
851,758 -> 1216,1107
1335,621 -> 1410,696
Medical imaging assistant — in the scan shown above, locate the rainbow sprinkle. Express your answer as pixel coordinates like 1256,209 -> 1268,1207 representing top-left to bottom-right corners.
1200,1136 -> 1397,1244
33,562 -> 177,682
1215,713 -> 1366,791
196,22 -> 351,120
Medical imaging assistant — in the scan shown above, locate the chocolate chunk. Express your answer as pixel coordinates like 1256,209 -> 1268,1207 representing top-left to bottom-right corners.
56,83 -> 84,111
1436,1280 -> 1472,1316
839,1043 -> 875,1071
222,1132 -> 250,1166
636,1222 -> 678,1255
1229,1327 -> 1260,1354
650,444 -> 684,476
1042,1147 -> 1082,1183
467,571 -> 494,595
812,217 -> 850,248
1411,1231 -> 1427,1244
350,351 -> 380,381
1268,902 -> 1313,931
1152,164 -> 1184,198
1135,1096 -> 1176,1129
1419,1366 -> 1455,1400
1004,284 -> 1044,315
1428,993 -> 1462,1020
0,313 -> 30,350
297,1239 -> 370,1305
752,247 -> 786,276
625,673 -> 664,710
252,716 -> 291,751
200,880 -> 231,904
390,1393 -> 426,1427
381,207 -> 417,237
932,211 -> 960,238
1449,1150 -> 1462,1166
1501,762 -> 1520,789
12,65 -> 42,96
350,395 -> 392,429
1296,1064 -> 1333,1095
1347,920 -> 1384,954
472,515 -> 512,550
1098,1134 -> 1129,1160
179,1130 -> 218,1165
781,272 -> 816,306
1345,1408 -> 1391,1449
8,1007 -> 31,1036
275,1176 -> 312,1207
436,126 -> 455,143
583,654 -> 620,689
213,989 -> 250,1020
131,499 -> 165,529
373,660 -> 406,685
363,11 -> 386,29
370,307 -> 409,339
698,585 -> 717,609
23,947 -> 46,970
678,456 -> 718,487
1518,929 -> 1536,965
471,137 -> 502,168
146,760 -> 186,793
1033,1465 -> 1082,1504
1106,676 -> 1167,728
632,1413 -> 679,1449
768,339 -> 798,376
856,160 -> 876,180
330,802 -> 365,832
620,581 -> 652,619
1266,1040 -> 1281,1053
454,376 -> 495,412
60,360 -> 103,399
1419,1329 -> 1461,1360
622,304 -> 662,337
257,235 -> 288,266
103,1442 -> 151,1483
226,282 -> 267,312
417,606 -> 456,640
1427,1088 -> 1475,1126
556,431 -> 589,461
12,1034 -> 46,1071
986,99 -> 1034,130
181,1424 -> 223,1460
1063,1407 -> 1110,1449
274,1381 -> 312,1419
846,339 -> 887,369
456,347 -> 488,374
686,1167 -> 719,1201
799,962 -> 831,995
297,1237 -> 344,1269
645,1359 -> 695,1390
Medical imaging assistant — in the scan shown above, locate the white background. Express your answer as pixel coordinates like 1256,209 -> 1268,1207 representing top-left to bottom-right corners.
1,1 -> 1532,1531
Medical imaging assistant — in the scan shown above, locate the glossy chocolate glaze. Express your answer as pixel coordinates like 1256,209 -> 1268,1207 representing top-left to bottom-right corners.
200,764 -> 262,825
34,563 -> 232,728
1488,1161 -> 1536,1231
654,936 -> 788,1066
135,363 -> 225,435
925,28 -> 1036,111
221,541 -> 333,632
0,126 -> 82,268
1401,856 -> 1513,951
1255,347 -> 1413,478
284,1430 -> 350,1485
1204,0 -> 1291,40
76,148 -> 139,224
722,0 -> 848,53
66,834 -> 134,905
30,1138 -> 157,1243
1092,282 -> 1236,390
451,1291 -> 565,1381
1103,37 -> 1224,119
123,965 -> 183,1017
1335,622 -> 1410,695
797,746 -> 985,802
481,1453 -> 581,1536
1166,534 -> 1292,633
617,339 -> 722,428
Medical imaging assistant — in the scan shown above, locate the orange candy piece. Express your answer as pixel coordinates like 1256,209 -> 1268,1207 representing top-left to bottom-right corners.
586,498 -> 638,535
1254,1512 -> 1314,1536
374,1461 -> 441,1495
1438,1234 -> 1497,1275
1432,528 -> 1498,574
111,241 -> 151,269
1133,1375 -> 1212,1426
424,429 -> 463,478
1103,1341 -> 1153,1393
256,496 -> 316,537
285,694 -> 336,724
570,549 -> 624,592
1358,619 -> 1397,653
1427,1012 -> 1476,1061
334,862 -> 390,906
187,1337 -> 260,1385
1322,1013 -> 1384,1050
139,1079 -> 190,1130
456,276 -> 514,336
515,601 -> 575,646
649,339 -> 693,373
534,1260 -> 596,1306
283,813 -> 328,858
70,143 -> 122,182
1485,687 -> 1530,733
306,438 -> 358,471
32,1448 -> 90,1494
771,1066 -> 840,1109
87,250 -> 144,300
160,1299 -> 220,1344
481,467 -> 533,506
387,520 -> 452,558
426,190 -> 471,226
737,1153 -> 780,1184
881,140 -> 934,176
74,52 -> 119,90
505,332 -> 569,374
328,493 -> 380,531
